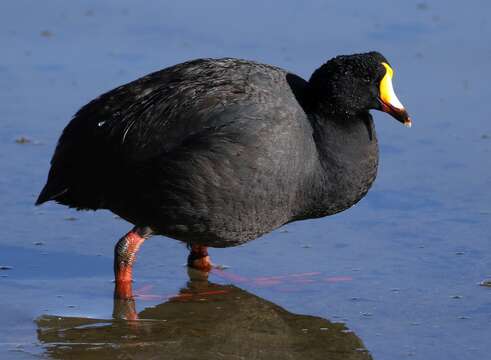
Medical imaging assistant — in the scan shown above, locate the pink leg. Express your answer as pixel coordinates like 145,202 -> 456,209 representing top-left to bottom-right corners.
187,244 -> 213,272
114,226 -> 153,299
113,297 -> 139,321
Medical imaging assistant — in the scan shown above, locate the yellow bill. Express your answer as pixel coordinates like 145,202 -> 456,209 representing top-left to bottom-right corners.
379,62 -> 412,127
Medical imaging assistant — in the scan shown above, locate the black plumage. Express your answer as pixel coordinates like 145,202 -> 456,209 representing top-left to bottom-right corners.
37,52 -> 408,249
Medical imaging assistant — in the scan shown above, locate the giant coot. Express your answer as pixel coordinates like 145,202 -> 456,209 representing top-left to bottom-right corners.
36,52 -> 411,298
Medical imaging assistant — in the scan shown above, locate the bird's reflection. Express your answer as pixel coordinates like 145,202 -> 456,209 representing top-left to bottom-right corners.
37,269 -> 373,360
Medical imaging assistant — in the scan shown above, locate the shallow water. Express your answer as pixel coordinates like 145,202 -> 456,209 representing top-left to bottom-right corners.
1,1 -> 490,359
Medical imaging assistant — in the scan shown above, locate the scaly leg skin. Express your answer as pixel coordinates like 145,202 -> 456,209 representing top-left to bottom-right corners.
114,226 -> 153,300
113,297 -> 139,321
187,244 -> 213,272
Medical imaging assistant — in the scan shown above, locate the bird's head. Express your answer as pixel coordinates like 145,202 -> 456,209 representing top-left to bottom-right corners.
309,51 -> 411,127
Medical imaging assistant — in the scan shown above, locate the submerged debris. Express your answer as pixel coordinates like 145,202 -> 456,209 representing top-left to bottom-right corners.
15,136 -> 42,145
15,136 -> 31,144
40,30 -> 53,38
0,266 -> 13,270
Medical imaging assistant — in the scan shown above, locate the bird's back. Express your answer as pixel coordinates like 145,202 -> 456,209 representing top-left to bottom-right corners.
37,58 -> 318,244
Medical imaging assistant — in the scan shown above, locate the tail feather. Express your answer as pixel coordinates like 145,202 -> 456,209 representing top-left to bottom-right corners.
35,177 -> 68,205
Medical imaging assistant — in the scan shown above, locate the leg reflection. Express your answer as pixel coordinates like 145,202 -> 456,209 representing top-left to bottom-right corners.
39,267 -> 373,360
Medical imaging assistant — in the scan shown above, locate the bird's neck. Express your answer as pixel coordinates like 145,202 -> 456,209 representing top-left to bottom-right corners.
299,110 -> 379,219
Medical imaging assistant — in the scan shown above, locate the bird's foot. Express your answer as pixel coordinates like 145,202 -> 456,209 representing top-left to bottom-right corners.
187,244 -> 213,272
188,255 -> 213,272
113,295 -> 138,320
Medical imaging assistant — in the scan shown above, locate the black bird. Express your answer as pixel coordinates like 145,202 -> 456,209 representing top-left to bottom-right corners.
36,52 -> 411,298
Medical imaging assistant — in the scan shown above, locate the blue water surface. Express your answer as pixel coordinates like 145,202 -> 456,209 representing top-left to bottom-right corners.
1,1 -> 490,359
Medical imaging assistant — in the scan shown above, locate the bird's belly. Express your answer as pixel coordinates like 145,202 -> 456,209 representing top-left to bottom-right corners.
155,212 -> 287,248
111,196 -> 291,248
